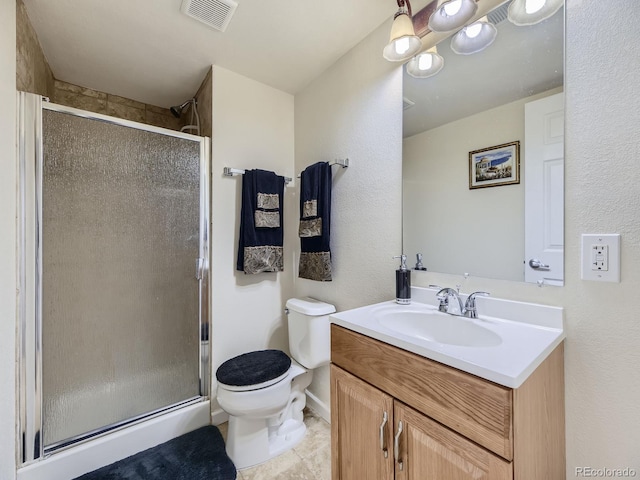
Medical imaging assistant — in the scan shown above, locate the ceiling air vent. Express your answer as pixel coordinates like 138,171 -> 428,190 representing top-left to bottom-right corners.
487,1 -> 511,25
181,0 -> 238,32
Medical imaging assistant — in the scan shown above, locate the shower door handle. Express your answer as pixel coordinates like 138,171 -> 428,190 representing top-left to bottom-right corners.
195,258 -> 205,280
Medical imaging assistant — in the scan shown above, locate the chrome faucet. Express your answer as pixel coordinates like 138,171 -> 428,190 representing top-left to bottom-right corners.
436,288 -> 490,318
436,287 -> 464,316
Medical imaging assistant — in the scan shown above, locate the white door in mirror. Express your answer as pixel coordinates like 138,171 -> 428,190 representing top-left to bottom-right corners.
524,92 -> 564,286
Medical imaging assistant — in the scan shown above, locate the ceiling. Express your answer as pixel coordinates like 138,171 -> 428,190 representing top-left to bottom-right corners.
22,0 -> 562,125
23,0 -> 427,108
403,5 -> 564,138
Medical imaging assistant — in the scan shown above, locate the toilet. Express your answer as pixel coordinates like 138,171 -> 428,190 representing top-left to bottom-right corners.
216,297 -> 336,470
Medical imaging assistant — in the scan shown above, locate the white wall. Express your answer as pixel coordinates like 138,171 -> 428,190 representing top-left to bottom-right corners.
210,66 -> 295,415
404,89 -> 561,282
562,0 -> 640,473
294,20 -> 403,411
414,1 -> 640,475
1,1 -> 17,479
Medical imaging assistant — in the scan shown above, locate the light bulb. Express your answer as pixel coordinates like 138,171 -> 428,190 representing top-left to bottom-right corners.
395,37 -> 410,55
464,22 -> 483,38
406,48 -> 443,78
443,0 -> 462,16
418,54 -> 434,70
525,0 -> 546,14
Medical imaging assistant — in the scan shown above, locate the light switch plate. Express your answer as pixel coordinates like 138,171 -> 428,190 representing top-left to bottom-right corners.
581,234 -> 621,282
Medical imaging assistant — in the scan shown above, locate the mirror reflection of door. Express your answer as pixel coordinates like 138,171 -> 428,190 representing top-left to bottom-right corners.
524,92 -> 564,285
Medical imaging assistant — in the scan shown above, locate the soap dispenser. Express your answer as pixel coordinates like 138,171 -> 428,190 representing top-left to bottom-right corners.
393,255 -> 411,305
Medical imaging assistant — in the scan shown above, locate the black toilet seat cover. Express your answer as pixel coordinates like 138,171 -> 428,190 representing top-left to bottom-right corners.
216,349 -> 291,387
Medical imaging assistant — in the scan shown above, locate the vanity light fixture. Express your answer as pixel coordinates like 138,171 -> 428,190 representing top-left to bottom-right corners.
507,0 -> 564,26
383,0 -> 422,62
398,0 -> 563,79
428,0 -> 478,33
450,16 -> 497,55
406,47 -> 444,79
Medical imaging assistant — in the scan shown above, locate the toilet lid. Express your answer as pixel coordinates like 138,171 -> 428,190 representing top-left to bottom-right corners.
216,349 -> 291,389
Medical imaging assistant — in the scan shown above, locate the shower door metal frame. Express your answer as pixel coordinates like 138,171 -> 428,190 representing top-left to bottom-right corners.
17,92 -> 211,465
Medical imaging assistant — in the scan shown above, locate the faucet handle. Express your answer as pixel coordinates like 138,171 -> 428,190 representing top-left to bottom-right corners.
435,287 -> 455,299
435,287 -> 453,312
436,287 -> 464,315
464,291 -> 490,318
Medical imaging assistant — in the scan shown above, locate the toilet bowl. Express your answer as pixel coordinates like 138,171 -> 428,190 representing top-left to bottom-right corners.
216,297 -> 335,470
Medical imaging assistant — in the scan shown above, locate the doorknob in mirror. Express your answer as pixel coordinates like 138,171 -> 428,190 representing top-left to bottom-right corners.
528,258 -> 550,270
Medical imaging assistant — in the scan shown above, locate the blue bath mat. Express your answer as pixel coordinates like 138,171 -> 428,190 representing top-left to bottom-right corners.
73,426 -> 236,480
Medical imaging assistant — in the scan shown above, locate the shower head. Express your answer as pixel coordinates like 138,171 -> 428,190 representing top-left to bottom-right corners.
170,99 -> 195,118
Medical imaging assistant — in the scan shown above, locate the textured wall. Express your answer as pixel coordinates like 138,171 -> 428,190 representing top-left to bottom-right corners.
210,66 -> 295,415
293,19 -> 403,410
561,0 -> 640,474
416,1 -> 640,476
1,1 -> 17,479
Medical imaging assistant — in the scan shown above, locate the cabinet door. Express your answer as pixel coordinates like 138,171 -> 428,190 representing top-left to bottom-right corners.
331,365 -> 394,480
394,402 -> 513,480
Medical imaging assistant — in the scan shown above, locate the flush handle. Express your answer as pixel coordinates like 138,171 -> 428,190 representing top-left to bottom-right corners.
379,411 -> 389,458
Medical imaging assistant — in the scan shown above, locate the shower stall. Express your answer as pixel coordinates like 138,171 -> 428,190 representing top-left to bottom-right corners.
17,92 -> 210,477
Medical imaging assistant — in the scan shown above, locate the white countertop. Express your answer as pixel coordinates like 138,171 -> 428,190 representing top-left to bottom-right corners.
330,288 -> 565,388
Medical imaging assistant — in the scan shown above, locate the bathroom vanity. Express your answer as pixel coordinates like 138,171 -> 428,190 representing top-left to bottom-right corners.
329,290 -> 565,479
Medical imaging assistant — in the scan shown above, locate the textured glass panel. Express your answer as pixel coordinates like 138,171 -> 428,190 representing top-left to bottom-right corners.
42,110 -> 201,446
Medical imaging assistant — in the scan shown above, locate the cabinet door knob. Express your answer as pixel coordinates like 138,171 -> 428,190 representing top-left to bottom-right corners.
394,420 -> 404,471
379,411 -> 388,458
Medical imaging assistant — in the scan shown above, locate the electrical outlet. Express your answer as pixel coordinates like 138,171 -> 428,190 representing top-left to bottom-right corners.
581,234 -> 620,282
591,245 -> 608,271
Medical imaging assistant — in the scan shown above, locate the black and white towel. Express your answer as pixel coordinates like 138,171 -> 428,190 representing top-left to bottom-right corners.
298,162 -> 332,281
236,169 -> 285,274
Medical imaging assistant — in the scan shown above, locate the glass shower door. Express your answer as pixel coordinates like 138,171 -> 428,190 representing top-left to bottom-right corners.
40,108 -> 207,450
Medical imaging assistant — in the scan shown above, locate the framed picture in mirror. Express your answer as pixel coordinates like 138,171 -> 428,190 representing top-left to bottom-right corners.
469,141 -> 520,189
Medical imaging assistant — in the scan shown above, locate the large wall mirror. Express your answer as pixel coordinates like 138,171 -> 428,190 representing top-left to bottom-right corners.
402,1 -> 564,285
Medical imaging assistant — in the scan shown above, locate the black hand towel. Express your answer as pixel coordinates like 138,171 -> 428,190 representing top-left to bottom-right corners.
237,169 -> 285,274
298,162 -> 332,281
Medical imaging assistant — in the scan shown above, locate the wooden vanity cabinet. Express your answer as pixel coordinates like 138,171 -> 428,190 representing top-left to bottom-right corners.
330,325 -> 565,480
331,366 -> 395,480
332,365 -> 512,480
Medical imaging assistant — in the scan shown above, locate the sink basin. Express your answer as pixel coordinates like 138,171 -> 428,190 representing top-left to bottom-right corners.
374,306 -> 502,347
329,292 -> 565,387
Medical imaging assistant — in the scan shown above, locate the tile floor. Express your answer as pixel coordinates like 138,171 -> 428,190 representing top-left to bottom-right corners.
218,408 -> 331,480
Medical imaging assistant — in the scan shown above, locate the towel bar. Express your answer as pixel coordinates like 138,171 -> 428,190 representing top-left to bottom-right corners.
223,167 -> 292,184
296,158 -> 349,178
223,158 -> 349,184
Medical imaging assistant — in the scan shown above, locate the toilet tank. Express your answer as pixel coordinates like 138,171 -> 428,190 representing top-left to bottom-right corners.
286,297 -> 336,369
